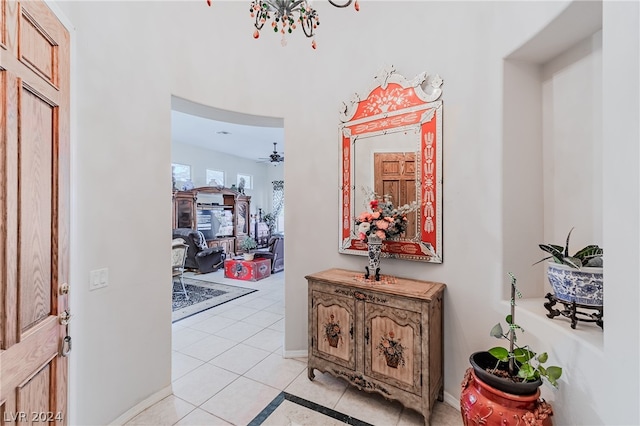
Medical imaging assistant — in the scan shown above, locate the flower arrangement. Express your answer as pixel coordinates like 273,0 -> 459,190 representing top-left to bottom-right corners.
323,314 -> 343,348
377,330 -> 405,368
355,190 -> 418,241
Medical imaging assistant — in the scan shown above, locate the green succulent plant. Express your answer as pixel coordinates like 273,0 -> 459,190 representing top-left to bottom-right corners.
488,273 -> 563,388
534,227 -> 603,269
240,237 -> 258,251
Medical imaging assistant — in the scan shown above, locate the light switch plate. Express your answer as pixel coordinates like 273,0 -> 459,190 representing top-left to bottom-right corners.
89,268 -> 108,290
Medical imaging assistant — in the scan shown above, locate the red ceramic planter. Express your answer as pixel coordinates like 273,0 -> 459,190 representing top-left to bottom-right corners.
460,368 -> 554,426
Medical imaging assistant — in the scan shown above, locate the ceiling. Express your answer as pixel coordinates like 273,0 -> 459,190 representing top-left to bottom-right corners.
171,109 -> 285,163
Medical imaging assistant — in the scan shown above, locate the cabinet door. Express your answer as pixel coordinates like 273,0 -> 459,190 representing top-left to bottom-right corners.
364,303 -> 422,395
236,200 -> 249,236
311,290 -> 356,370
176,199 -> 194,228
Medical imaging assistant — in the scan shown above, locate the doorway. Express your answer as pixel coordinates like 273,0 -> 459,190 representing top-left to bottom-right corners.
169,97 -> 286,388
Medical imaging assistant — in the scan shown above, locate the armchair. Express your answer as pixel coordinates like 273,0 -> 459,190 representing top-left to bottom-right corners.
172,228 -> 226,273
254,235 -> 284,274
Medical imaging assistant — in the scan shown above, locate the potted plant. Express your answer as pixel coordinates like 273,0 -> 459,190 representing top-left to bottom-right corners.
239,237 -> 258,260
535,228 -> 603,328
460,273 -> 562,426
262,212 -> 277,234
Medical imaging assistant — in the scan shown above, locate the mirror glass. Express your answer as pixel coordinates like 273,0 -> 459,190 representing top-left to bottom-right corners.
338,67 -> 443,263
353,130 -> 419,239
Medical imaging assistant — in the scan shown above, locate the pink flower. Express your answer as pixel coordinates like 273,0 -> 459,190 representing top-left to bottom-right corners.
384,216 -> 393,222
372,211 -> 381,219
357,212 -> 372,222
375,220 -> 389,230
375,230 -> 386,239
358,232 -> 367,240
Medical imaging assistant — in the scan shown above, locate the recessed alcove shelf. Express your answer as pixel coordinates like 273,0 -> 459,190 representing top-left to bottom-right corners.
500,298 -> 603,352
501,0 -> 603,301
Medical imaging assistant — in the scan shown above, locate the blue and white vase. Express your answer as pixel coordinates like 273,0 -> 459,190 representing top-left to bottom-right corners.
546,262 -> 603,306
366,235 -> 383,280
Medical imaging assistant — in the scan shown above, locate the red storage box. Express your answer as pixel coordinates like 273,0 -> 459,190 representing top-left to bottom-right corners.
224,258 -> 271,282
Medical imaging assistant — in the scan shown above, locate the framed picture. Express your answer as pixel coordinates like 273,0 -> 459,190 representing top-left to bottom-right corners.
237,173 -> 253,190
172,163 -> 191,182
207,169 -> 225,187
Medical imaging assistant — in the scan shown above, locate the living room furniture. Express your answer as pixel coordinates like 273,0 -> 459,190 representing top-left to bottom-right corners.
253,235 -> 284,274
171,239 -> 189,299
172,228 -> 226,273
306,268 -> 445,425
224,257 -> 271,282
172,187 -> 251,256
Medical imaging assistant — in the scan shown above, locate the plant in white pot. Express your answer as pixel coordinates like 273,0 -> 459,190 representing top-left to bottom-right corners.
461,273 -> 562,425
240,237 -> 258,261
534,228 -> 603,329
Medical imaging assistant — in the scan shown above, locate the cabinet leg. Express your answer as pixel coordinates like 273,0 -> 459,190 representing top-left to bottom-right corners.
423,409 -> 432,426
438,386 -> 444,402
307,367 -> 315,381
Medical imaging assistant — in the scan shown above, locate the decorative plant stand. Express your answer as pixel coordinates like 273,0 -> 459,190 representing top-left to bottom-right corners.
544,293 -> 603,329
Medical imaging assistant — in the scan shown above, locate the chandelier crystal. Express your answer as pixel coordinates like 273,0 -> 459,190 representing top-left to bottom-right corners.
207,0 -> 359,49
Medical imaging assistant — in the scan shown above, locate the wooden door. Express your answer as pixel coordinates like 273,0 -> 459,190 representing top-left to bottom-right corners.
374,152 -> 417,239
0,0 -> 70,424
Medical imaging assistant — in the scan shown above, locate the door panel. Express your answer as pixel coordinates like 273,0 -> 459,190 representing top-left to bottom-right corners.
19,88 -> 55,332
311,291 -> 356,370
364,303 -> 421,395
0,0 -> 70,424
374,152 -> 417,239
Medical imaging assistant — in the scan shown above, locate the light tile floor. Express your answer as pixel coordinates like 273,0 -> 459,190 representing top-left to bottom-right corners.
127,271 -> 463,426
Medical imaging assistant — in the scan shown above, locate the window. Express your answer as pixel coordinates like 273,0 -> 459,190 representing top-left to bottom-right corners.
237,173 -> 253,190
172,163 -> 191,182
206,169 -> 225,187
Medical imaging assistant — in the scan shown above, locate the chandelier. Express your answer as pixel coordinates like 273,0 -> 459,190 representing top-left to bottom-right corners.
207,1 -> 359,49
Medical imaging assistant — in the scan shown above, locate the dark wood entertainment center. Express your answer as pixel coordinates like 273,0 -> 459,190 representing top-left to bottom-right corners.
172,187 -> 251,256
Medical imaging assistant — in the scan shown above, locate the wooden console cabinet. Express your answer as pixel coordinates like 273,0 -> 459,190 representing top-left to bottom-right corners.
172,187 -> 250,257
306,269 -> 445,425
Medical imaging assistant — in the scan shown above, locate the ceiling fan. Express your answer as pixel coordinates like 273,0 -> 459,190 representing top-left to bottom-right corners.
258,142 -> 284,163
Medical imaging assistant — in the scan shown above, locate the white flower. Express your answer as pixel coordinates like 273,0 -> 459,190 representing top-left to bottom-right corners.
358,222 -> 371,234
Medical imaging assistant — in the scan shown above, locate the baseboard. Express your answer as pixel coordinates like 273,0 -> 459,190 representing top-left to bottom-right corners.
108,385 -> 173,425
282,349 -> 308,358
442,390 -> 458,409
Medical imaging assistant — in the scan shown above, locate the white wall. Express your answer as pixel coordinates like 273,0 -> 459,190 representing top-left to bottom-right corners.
542,31 -> 603,250
52,1 -> 639,424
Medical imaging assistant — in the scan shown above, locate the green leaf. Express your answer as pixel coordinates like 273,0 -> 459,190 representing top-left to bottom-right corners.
517,363 -> 535,380
537,352 -> 548,363
563,256 -> 583,268
564,227 -> 574,258
546,366 -> 563,381
505,315 -> 512,324
513,347 -> 534,363
489,323 -> 504,338
488,347 -> 509,362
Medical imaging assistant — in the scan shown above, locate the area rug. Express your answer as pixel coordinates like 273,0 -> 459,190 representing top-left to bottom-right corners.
172,277 -> 257,323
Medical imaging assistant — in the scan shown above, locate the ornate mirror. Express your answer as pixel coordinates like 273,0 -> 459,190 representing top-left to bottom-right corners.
338,66 -> 443,263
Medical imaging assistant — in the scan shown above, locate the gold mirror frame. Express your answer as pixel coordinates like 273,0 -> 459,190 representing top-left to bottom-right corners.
338,66 -> 443,263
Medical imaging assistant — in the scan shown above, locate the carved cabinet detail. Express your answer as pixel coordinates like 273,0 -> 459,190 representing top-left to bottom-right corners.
307,269 -> 445,425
